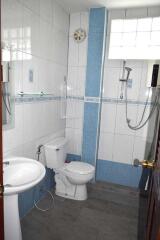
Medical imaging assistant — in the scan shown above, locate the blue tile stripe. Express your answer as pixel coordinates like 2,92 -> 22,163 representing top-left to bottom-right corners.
65,154 -> 142,188
15,95 -> 62,103
96,159 -> 142,188
14,94 -> 154,106
82,8 -> 107,168
66,154 -> 81,161
66,95 -> 153,106
85,8 -> 106,98
82,102 -> 100,165
19,168 -> 55,219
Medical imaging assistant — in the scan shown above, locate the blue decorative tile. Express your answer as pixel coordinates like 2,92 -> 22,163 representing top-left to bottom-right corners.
19,168 -> 55,219
96,159 -> 142,188
96,159 -> 113,182
89,8 -> 106,33
82,102 -> 99,165
87,32 -> 104,66
66,154 -> 81,161
85,65 -> 102,97
82,7 -> 107,167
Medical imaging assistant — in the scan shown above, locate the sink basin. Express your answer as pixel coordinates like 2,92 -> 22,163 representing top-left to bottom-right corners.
4,157 -> 46,195
3,157 -> 46,240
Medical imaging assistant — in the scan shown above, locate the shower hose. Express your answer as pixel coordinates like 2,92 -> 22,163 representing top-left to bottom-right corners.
125,74 -> 160,130
33,147 -> 55,212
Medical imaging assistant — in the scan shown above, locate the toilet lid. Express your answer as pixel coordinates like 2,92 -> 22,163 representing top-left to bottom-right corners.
65,161 -> 95,175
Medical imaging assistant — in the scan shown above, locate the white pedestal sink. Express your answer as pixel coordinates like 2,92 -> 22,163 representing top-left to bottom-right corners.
3,157 -> 46,240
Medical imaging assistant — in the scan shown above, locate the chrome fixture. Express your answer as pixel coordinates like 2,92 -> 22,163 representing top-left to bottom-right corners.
133,159 -> 155,169
3,161 -> 10,166
37,144 -> 43,161
120,61 -> 160,130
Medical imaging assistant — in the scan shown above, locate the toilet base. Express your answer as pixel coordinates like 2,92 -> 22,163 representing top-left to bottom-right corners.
55,184 -> 87,201
55,172 -> 88,200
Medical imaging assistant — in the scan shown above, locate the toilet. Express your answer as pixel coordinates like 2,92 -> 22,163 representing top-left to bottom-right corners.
44,137 -> 95,200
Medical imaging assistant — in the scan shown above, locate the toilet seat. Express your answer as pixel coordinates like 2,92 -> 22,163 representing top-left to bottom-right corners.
65,161 -> 94,175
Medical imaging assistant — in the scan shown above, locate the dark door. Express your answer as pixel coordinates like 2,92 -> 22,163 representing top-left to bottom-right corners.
0,0 -> 4,239
146,122 -> 160,240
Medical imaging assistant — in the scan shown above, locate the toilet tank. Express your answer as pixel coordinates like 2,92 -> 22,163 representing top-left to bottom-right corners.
44,137 -> 68,169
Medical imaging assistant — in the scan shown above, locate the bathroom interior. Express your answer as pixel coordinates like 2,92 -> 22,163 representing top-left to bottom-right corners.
1,0 -> 160,239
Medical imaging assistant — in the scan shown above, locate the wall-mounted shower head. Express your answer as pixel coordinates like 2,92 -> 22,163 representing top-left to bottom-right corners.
125,67 -> 132,73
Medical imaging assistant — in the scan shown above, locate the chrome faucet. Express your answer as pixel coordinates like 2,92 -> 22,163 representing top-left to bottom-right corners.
3,161 -> 10,166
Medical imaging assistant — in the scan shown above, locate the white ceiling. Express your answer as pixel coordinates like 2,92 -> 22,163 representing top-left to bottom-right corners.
59,0 -> 160,13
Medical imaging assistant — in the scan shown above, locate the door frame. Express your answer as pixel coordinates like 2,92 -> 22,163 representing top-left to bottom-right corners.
146,117 -> 160,240
0,0 -> 4,238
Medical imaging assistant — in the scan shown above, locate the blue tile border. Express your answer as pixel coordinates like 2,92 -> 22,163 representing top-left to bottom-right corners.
15,95 -> 61,103
82,8 -> 107,168
85,8 -> 106,98
89,8 -> 106,33
14,94 -> 154,106
65,155 -> 143,188
82,102 -> 100,165
66,96 -> 153,106
96,159 -> 142,188
66,154 -> 81,161
19,168 -> 55,219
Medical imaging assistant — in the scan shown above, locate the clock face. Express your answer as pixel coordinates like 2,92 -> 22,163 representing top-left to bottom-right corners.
73,28 -> 86,43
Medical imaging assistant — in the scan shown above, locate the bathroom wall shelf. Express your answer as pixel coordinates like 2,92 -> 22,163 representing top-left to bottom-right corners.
18,92 -> 55,97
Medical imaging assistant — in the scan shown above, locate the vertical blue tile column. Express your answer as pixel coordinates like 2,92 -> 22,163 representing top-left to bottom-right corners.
82,8 -> 107,166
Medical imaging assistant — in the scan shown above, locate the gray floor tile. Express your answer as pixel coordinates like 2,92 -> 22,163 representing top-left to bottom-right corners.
21,181 -> 147,240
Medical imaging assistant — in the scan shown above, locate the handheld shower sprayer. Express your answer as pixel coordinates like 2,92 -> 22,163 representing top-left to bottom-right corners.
125,67 -> 132,81
123,64 -> 160,130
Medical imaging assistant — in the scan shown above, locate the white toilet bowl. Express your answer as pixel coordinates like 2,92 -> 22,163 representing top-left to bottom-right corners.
64,161 -> 95,185
54,161 -> 95,201
44,137 -> 95,201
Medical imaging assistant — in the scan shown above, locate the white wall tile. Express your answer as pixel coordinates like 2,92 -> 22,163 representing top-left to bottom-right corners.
80,12 -> 89,33
66,128 -> 82,155
1,0 -> 23,47
11,60 -> 23,94
78,38 -> 88,66
39,19 -> 52,60
98,132 -> 114,160
132,136 -> 149,161
66,101 -> 84,129
100,103 -> 117,133
103,67 -> 120,98
19,0 -> 40,15
67,66 -> 85,96
68,37 -> 79,67
69,13 -> 81,36
52,30 -> 68,65
3,0 -> 69,157
53,1 -> 69,34
148,6 -> 160,17
126,8 -> 147,18
135,105 -> 153,139
69,12 -> 89,36
22,54 -> 39,93
40,0 -> 53,25
115,103 -> 138,135
3,104 -> 23,152
22,5 -> 40,57
113,134 -> 134,164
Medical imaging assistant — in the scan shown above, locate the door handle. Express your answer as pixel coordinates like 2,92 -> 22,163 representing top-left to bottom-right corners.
0,184 -> 4,196
134,159 -> 155,169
